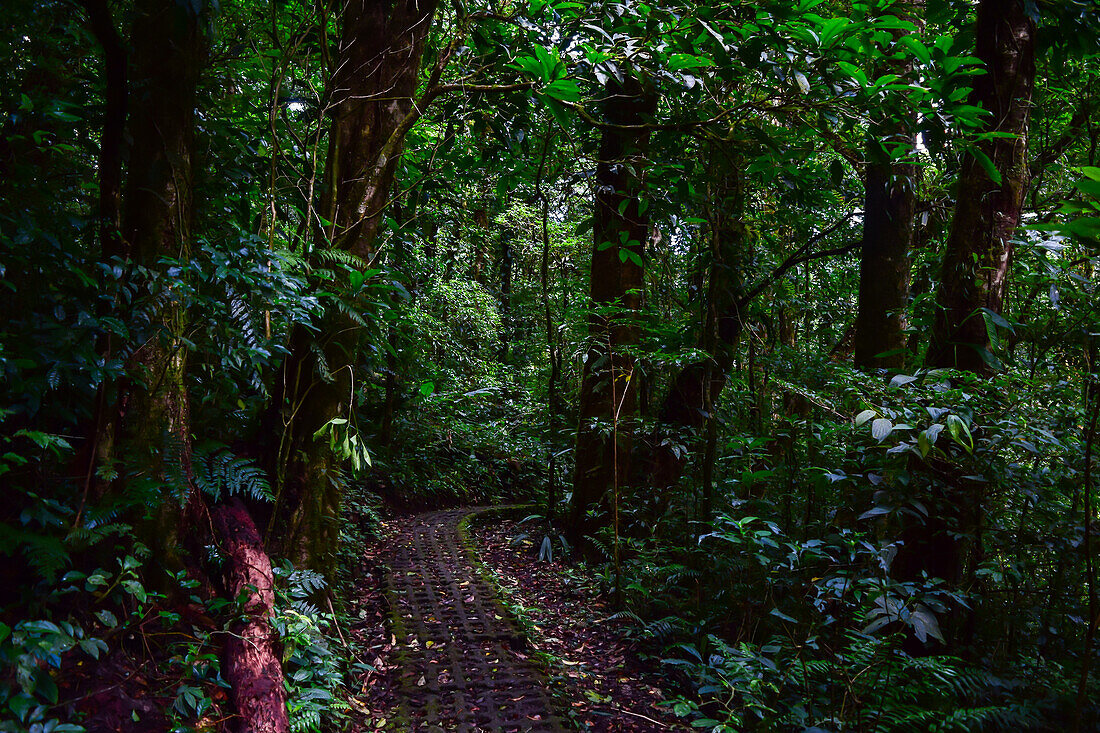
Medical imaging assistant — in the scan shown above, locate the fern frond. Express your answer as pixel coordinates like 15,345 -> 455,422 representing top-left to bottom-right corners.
313,248 -> 368,268
193,446 -> 273,502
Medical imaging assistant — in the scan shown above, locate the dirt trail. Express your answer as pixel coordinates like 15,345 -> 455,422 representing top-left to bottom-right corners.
385,508 -> 565,731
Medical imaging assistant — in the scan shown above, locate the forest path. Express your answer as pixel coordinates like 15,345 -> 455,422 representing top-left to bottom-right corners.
384,508 -> 566,731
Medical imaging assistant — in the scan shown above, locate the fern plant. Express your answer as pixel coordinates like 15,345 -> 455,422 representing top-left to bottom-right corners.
193,444 -> 274,503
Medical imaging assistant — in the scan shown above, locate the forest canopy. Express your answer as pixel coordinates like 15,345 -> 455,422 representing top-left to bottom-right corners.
2,0 -> 1100,730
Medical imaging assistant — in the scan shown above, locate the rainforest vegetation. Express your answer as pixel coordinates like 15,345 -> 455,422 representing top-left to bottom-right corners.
2,0 -> 1100,730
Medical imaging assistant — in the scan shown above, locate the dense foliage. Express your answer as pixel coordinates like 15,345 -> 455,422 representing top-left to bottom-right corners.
1,0 -> 1099,730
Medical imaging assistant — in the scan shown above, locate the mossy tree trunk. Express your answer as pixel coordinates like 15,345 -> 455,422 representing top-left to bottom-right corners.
900,0 -> 1036,651
928,0 -> 1035,372
115,0 -> 206,567
270,0 -> 440,574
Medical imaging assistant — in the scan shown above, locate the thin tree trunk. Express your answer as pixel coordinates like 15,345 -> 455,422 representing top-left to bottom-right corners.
536,131 -> 561,517
928,0 -> 1036,371
499,228 -> 514,363
75,0 -> 127,520
1073,378 -> 1100,732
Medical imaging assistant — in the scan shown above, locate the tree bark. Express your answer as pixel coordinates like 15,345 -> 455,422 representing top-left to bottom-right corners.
321,0 -> 440,257
568,77 -> 656,541
853,157 -> 915,369
645,163 -> 746,503
854,0 -> 920,371
116,0 -> 206,567
75,0 -> 128,516
536,132 -> 563,516
928,0 -> 1036,371
498,228 -> 514,363
80,0 -> 127,260
212,500 -> 290,733
270,0 -> 440,573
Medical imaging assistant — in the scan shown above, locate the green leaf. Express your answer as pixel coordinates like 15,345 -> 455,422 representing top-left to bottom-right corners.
910,607 -> 944,643
533,45 -> 556,82
95,609 -> 118,628
981,307 -> 1015,334
859,506 -> 892,520
835,61 -> 867,86
829,158 -> 845,186
818,17 -> 850,46
8,693 -> 34,722
945,414 -> 973,452
509,55 -> 544,81
543,79 -> 581,103
1066,217 -> 1100,239
1076,179 -> 1100,199
544,97 -> 572,133
970,146 -> 1002,185
854,409 -> 877,427
917,430 -> 932,458
876,17 -> 918,34
668,53 -> 715,71
898,36 -> 931,64
793,70 -> 810,94
871,418 -> 894,441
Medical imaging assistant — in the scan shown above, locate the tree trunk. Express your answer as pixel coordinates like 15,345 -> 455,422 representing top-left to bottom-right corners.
568,77 -> 655,541
212,500 -> 291,733
854,0 -> 920,370
117,0 -> 205,567
645,163 -> 746,504
499,228 -> 514,363
270,0 -> 440,573
889,0 -> 1037,650
76,0 -> 127,513
928,0 -> 1035,371
322,0 -> 440,256
853,158 -> 915,369
536,132 -> 563,517
81,0 -> 127,260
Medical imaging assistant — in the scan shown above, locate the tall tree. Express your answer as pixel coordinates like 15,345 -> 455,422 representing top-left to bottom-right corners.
116,0 -> 206,560
568,76 -> 655,541
853,0 -> 921,370
646,158 -> 747,516
928,0 -> 1036,371
270,0 -> 441,572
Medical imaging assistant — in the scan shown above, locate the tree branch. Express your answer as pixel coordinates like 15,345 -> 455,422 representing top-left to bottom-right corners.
737,212 -> 859,308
